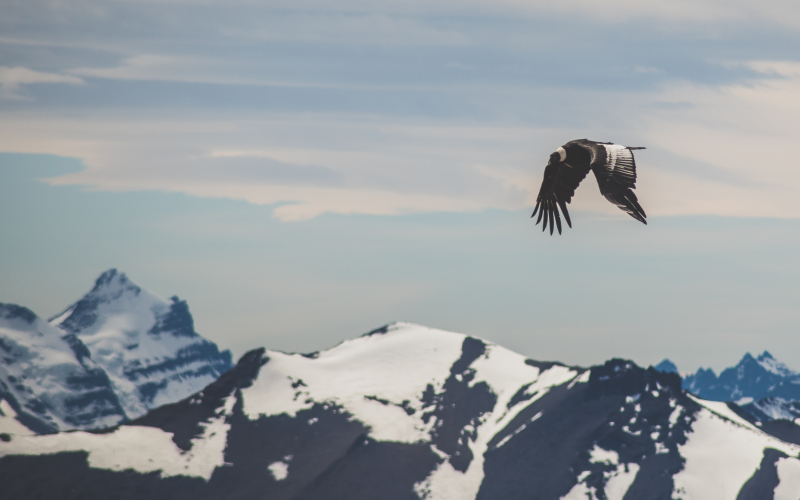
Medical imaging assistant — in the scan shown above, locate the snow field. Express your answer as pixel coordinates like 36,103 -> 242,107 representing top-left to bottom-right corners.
673,398 -> 800,500
241,323 -> 467,443
0,394 -> 235,480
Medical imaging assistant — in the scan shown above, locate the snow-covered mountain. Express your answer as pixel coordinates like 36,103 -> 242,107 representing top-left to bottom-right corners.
0,269 -> 233,434
0,303 -> 126,434
50,269 -> 234,420
657,352 -> 800,424
681,351 -> 800,403
2,322 -> 799,500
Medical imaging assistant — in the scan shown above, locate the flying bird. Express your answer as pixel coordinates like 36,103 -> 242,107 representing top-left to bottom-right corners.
532,139 -> 647,235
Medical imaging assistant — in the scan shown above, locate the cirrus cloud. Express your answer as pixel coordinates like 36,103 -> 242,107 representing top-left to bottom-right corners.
0,66 -> 83,100
1,59 -> 799,222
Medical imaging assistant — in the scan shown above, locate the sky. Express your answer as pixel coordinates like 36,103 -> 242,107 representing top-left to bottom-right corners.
1,0 -> 800,373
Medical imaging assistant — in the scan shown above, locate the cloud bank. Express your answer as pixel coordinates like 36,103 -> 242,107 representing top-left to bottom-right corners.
1,0 -> 799,220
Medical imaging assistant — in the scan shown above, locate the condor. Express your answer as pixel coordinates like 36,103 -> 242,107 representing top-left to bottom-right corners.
532,139 -> 647,235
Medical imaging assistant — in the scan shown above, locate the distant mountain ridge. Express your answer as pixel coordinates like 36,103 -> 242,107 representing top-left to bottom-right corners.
656,351 -> 800,423
682,351 -> 800,402
2,322 -> 800,499
0,269 -> 233,434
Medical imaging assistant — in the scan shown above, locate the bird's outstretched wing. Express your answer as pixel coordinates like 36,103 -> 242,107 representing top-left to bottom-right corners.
590,144 -> 647,224
531,161 -> 592,235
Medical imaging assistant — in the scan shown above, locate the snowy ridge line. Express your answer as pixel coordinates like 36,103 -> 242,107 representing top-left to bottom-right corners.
689,395 -> 760,431
3,322 -> 800,500
241,322 -> 583,448
0,322 -> 587,485
680,351 -> 800,410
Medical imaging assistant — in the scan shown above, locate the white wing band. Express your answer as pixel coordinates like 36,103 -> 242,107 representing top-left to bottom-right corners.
602,144 -> 636,183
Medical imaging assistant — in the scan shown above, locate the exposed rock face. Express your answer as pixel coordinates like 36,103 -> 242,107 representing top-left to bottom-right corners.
2,323 -> 800,499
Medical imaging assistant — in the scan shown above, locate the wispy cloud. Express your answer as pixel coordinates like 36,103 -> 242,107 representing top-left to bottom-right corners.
3,0 -> 800,221
639,62 -> 800,217
0,66 -> 83,100
3,59 -> 800,221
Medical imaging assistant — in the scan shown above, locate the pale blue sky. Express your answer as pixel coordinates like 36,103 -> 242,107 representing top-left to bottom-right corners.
2,0 -> 800,372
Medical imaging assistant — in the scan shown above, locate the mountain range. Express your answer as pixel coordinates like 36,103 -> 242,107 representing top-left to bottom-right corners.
2,322 -> 800,499
656,352 -> 800,423
0,269 -> 233,434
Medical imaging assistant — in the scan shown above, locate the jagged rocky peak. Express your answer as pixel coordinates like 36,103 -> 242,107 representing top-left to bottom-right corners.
49,269 -> 233,420
51,269 -> 143,335
682,350 -> 800,408
754,350 -> 796,377
0,302 -> 126,435
726,351 -> 798,379
653,358 -> 678,374
52,269 -> 204,342
588,358 -> 683,399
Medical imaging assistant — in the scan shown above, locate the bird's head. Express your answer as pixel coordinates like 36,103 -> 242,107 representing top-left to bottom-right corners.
548,147 -> 567,165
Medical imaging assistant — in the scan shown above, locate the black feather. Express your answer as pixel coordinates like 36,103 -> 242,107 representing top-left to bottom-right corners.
548,202 -> 555,235
542,204 -> 548,231
553,201 -> 562,234
558,199 -> 572,228
531,201 -> 540,218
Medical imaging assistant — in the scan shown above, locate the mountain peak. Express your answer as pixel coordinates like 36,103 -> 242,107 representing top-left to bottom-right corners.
758,350 -> 775,361
46,269 -> 233,419
739,352 -> 757,364
654,359 -> 678,374
755,351 -> 795,377
682,350 -> 800,403
7,323 -> 800,499
49,269 -> 146,333
90,268 -> 141,297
